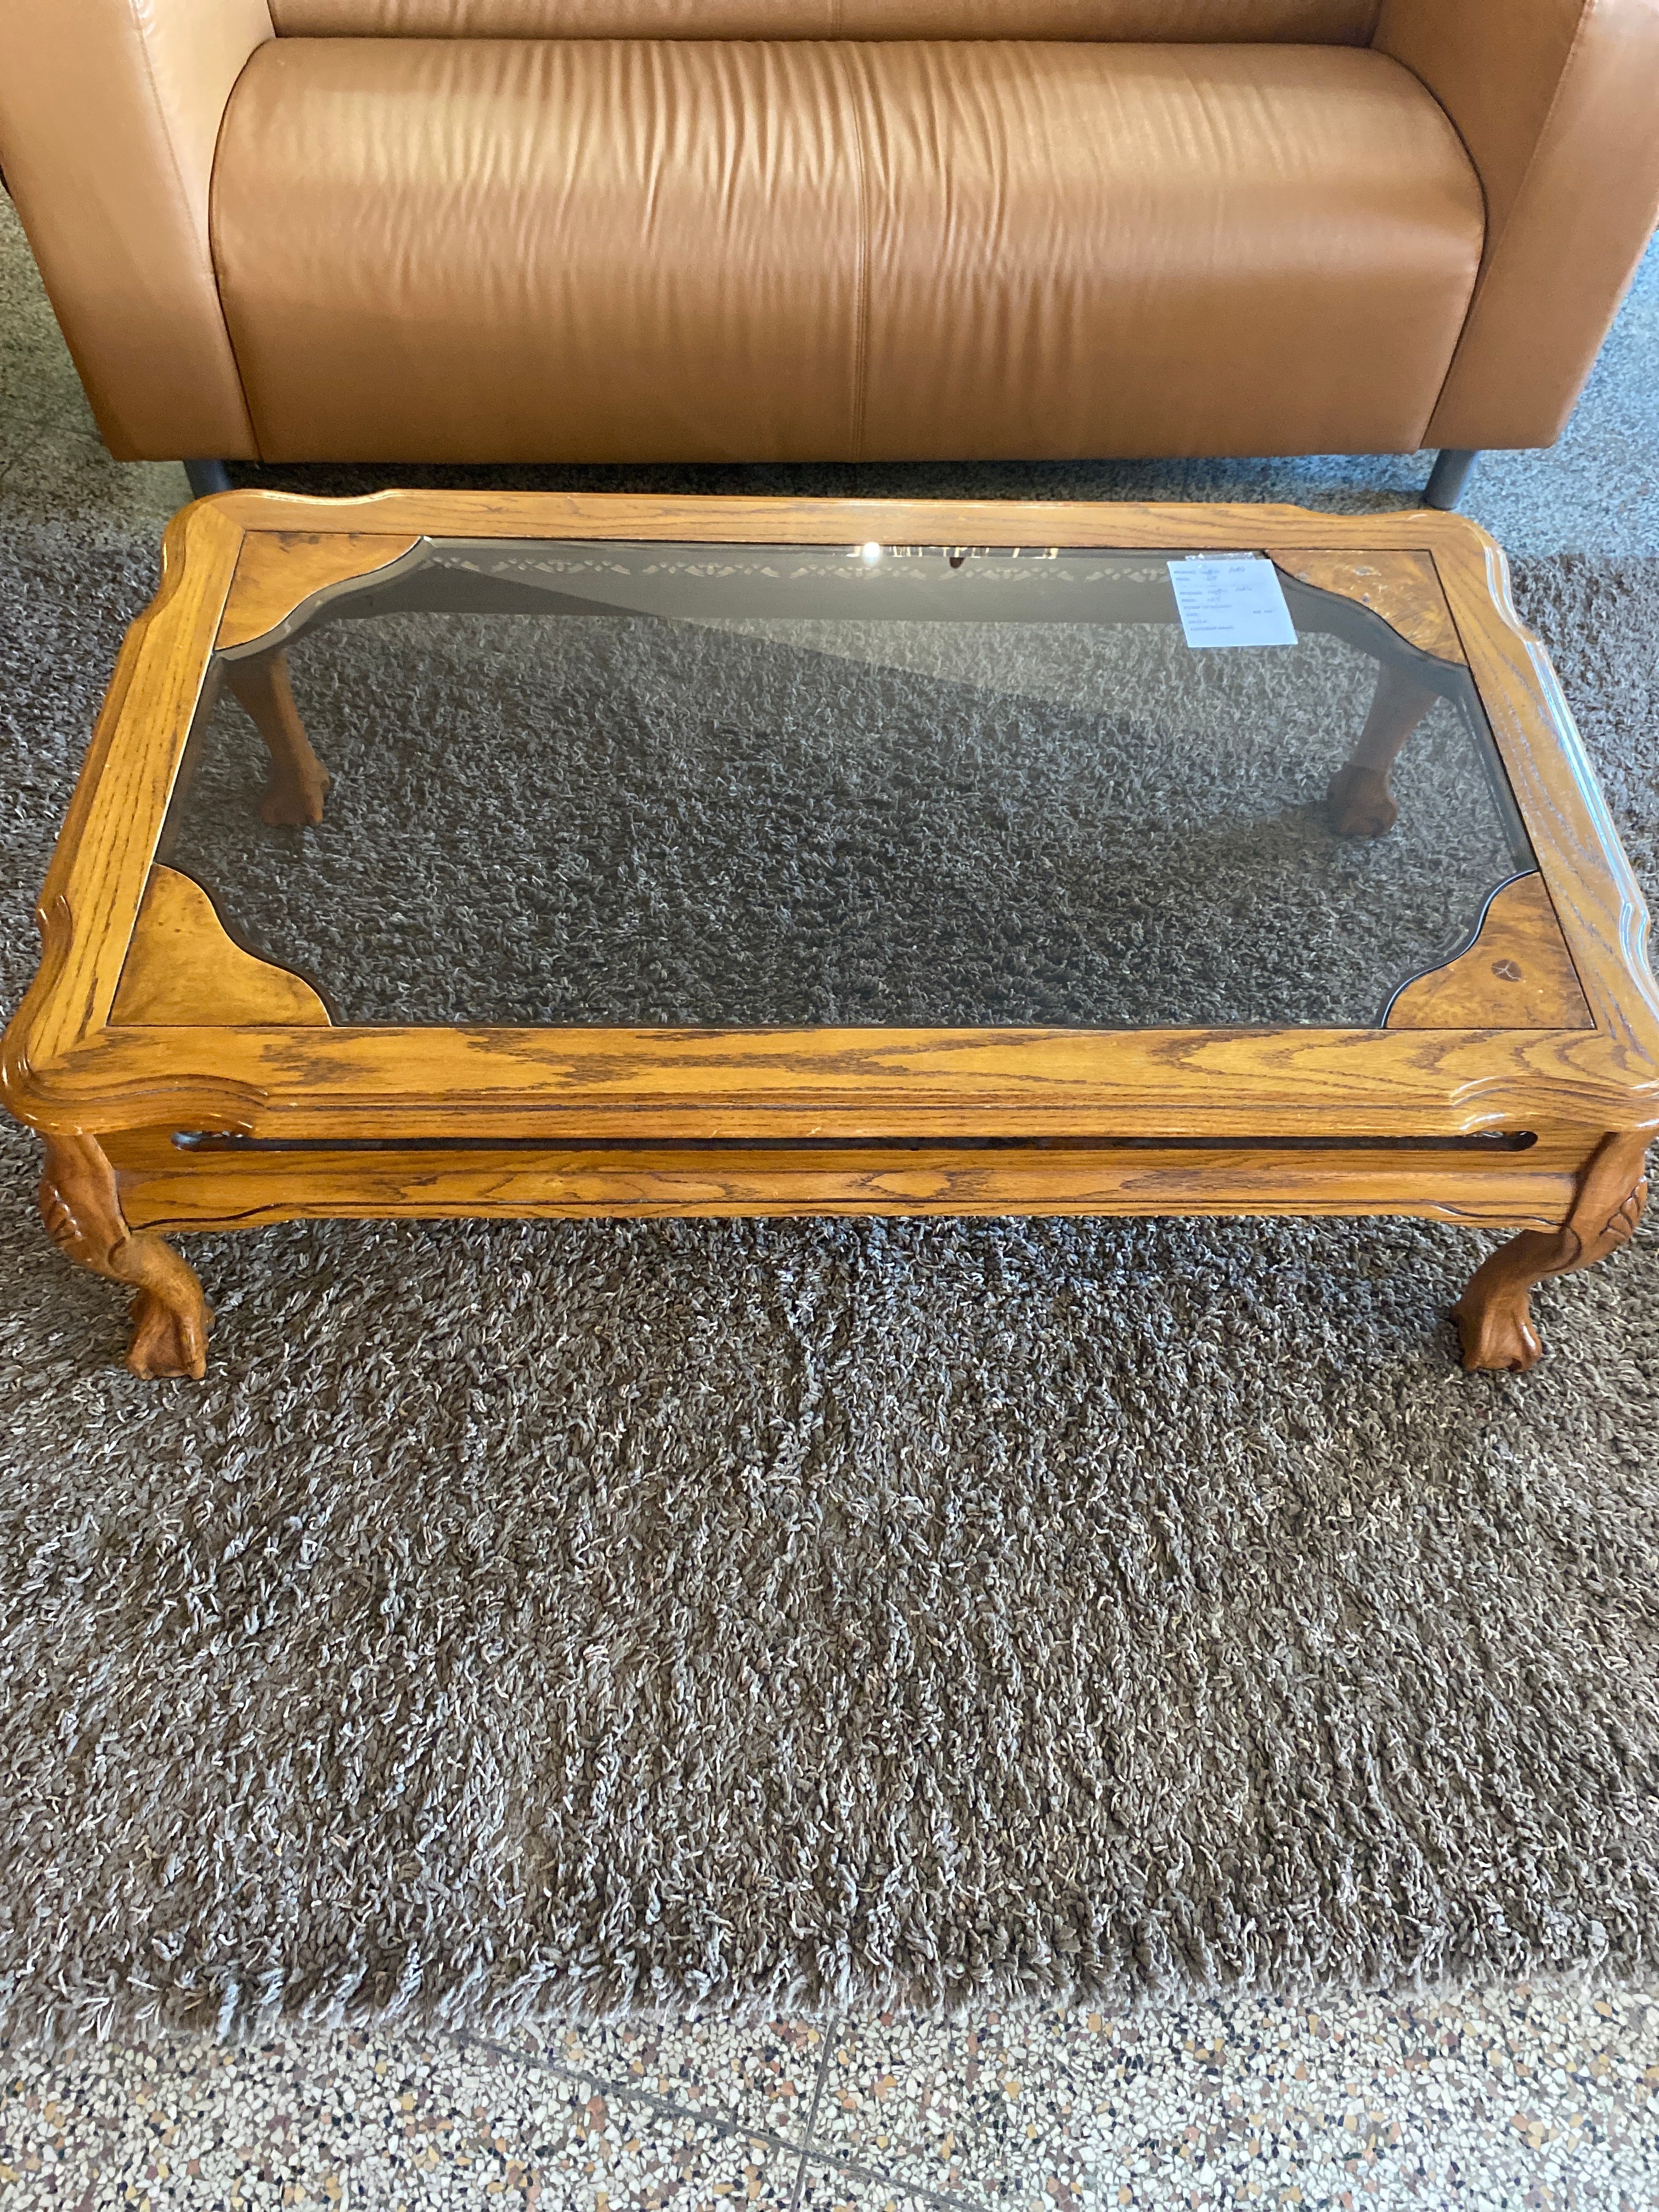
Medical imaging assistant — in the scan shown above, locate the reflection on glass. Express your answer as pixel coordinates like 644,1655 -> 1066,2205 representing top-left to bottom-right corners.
157,541 -> 1537,1031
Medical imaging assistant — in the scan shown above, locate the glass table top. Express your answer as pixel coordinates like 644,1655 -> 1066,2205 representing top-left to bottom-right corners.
156,538 -> 1541,1031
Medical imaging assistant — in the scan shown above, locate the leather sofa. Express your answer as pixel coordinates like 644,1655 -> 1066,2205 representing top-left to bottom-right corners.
2,0 -> 1657,481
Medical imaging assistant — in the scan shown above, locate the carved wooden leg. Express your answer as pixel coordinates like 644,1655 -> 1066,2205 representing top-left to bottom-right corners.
40,1135 -> 211,1380
1454,1127 -> 1655,1373
1327,661 -> 1441,837
224,650 -> 331,827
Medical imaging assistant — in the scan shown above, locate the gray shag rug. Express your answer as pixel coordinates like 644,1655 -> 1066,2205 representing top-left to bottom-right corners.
3,517 -> 1659,2047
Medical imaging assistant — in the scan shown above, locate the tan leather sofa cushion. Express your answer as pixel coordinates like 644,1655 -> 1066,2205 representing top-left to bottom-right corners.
269,1 -> 1382,37
212,37 -> 1482,464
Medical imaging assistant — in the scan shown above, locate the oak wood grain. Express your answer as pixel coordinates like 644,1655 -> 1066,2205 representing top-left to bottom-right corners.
6,498 -> 1656,1160
1386,874 -> 1593,1031
1454,1125 -> 1655,1371
1427,529 -> 1659,1064
4,500 -> 244,1081
102,1126 -> 1592,1237
42,1133 -> 210,1378
187,489 -> 1551,558
1274,549 -> 1464,662
10,490 -> 1657,1376
109,867 -> 332,1029
15,1020 -> 1651,1141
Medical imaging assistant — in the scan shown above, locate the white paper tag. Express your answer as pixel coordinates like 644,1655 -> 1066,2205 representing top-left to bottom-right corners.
1167,556 -> 1297,649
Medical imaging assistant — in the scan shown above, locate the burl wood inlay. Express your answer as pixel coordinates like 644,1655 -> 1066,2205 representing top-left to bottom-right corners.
110,866 -> 331,1028
1386,874 -> 1593,1031
1276,549 -> 1464,663
40,1133 -> 210,1379
1455,1126 -> 1655,1372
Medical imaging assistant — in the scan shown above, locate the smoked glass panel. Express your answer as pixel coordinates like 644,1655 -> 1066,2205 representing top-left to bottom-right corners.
158,540 -> 1538,1030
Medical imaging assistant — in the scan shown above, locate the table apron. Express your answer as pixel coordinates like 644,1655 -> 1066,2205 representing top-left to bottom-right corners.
100,1130 -> 1599,1236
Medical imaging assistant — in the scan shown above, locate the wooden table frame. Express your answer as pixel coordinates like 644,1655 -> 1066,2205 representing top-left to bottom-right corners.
5,491 -> 1657,1380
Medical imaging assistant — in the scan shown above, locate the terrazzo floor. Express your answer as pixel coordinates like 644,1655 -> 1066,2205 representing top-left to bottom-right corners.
4,191 -> 1659,2212
5,1988 -> 1659,2209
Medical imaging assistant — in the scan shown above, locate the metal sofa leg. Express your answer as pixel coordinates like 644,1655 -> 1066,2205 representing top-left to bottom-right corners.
183,459 -> 233,499
1424,448 -> 1480,511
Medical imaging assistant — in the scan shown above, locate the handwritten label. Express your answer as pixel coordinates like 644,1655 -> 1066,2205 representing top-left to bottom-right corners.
1167,557 -> 1297,650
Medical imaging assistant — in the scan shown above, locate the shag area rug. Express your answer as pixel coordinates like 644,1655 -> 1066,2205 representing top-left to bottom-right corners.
2,511 -> 1659,2046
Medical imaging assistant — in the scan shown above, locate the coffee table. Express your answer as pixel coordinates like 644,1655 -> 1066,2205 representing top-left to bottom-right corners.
6,491 -> 1656,1380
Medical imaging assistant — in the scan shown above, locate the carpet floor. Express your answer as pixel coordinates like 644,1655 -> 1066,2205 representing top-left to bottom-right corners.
3,216 -> 1659,2053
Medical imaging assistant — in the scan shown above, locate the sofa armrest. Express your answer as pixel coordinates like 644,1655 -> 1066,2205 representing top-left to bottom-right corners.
1375,0 -> 1659,450
0,0 -> 272,461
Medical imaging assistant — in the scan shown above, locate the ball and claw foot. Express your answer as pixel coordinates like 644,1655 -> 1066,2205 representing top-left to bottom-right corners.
1453,1130 -> 1652,1373
223,654 -> 331,829
125,1278 -> 213,1381
1328,662 -> 1443,839
40,1135 -> 212,1380
1327,761 -> 1398,838
1454,1234 -> 1558,1372
260,754 -> 331,830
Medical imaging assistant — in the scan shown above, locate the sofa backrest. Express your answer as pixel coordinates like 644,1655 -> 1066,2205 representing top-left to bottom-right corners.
268,1 -> 1383,39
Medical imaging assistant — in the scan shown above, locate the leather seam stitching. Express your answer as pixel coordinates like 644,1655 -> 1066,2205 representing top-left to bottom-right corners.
123,0 -> 201,269
838,46 -> 871,465
206,50 -> 269,464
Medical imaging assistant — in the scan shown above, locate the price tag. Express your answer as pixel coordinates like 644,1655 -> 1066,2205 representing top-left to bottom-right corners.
1167,556 -> 1297,649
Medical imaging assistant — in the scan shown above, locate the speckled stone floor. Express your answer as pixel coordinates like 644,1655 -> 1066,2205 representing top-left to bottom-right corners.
4,188 -> 1659,2212
5,1988 -> 1659,2208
